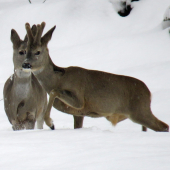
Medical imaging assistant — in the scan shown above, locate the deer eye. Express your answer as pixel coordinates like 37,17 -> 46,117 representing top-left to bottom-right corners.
19,50 -> 26,55
35,51 -> 40,55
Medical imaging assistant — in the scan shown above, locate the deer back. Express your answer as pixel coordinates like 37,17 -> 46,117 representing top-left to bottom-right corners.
21,22 -> 168,132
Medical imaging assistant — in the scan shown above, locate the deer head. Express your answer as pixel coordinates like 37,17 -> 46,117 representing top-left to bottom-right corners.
22,22 -> 56,72
11,26 -> 38,73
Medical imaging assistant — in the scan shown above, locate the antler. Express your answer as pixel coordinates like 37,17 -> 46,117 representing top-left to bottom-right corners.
25,22 -> 46,47
34,22 -> 45,45
25,23 -> 34,46
31,25 -> 37,36
24,24 -> 37,42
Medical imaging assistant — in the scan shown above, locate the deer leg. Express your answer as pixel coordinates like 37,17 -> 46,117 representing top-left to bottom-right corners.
37,118 -> 44,129
106,114 -> 148,131
12,120 -> 24,131
47,89 -> 84,129
12,124 -> 24,131
142,126 -> 147,132
73,116 -> 84,129
130,110 -> 169,132
24,112 -> 36,130
25,120 -> 36,129
55,89 -> 84,109
44,89 -> 56,130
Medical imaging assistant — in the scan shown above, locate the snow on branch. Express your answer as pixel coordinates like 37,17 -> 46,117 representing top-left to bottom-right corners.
162,6 -> 170,29
110,0 -> 133,17
28,0 -> 47,4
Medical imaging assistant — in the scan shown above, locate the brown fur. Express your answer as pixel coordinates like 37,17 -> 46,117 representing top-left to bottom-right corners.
3,27 -> 47,130
22,22 -> 169,132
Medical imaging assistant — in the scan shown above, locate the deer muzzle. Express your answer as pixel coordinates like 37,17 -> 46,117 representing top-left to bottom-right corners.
22,63 -> 32,69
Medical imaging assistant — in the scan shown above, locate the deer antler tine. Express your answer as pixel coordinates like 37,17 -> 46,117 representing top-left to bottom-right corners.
25,22 -> 30,29
41,22 -> 46,30
31,24 -> 37,36
24,24 -> 37,42
34,22 -> 46,45
25,23 -> 34,45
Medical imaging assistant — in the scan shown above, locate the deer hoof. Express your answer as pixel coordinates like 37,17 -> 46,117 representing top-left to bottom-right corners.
50,125 -> 55,130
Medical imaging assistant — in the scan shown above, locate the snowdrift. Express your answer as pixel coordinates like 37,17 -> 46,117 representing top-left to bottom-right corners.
0,0 -> 170,169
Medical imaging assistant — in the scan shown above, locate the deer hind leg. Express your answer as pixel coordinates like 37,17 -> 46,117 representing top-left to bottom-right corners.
106,114 -> 127,126
73,116 -> 84,129
142,126 -> 147,132
130,109 -> 169,132
106,114 -> 147,131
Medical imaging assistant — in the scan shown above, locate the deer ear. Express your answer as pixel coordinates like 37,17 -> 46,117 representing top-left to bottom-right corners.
24,35 -> 28,42
11,29 -> 21,49
41,25 -> 56,46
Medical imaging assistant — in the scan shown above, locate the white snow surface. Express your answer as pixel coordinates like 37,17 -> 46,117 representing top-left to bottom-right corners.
0,0 -> 170,169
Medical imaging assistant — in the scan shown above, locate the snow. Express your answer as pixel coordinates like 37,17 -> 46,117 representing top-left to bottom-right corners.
0,0 -> 170,169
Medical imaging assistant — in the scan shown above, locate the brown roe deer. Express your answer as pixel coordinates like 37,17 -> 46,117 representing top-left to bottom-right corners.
3,25 -> 47,130
22,22 -> 169,132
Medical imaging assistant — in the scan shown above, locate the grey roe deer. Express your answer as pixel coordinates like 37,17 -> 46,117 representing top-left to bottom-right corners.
3,25 -> 47,130
22,22 -> 169,132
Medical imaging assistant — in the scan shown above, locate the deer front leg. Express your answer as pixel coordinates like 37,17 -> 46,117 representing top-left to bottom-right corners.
44,89 -> 56,130
12,120 -> 24,131
25,119 -> 36,129
73,116 -> 84,129
36,118 -> 44,129
55,89 -> 84,109
46,89 -> 84,130
56,89 -> 85,129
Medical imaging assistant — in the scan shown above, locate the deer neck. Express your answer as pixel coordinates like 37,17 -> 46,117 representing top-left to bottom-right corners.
13,69 -> 33,99
14,69 -> 32,84
33,56 -> 63,94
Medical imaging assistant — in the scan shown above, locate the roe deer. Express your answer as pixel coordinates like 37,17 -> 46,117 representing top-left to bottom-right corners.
3,25 -> 47,130
22,22 -> 169,132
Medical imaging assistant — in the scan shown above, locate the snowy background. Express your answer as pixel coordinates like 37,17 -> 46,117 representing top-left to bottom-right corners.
0,0 -> 170,169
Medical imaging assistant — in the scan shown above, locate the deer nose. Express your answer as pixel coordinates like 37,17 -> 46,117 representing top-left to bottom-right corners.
22,63 -> 32,69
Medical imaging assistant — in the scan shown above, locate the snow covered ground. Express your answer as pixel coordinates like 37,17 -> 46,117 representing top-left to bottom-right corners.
0,0 -> 170,169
